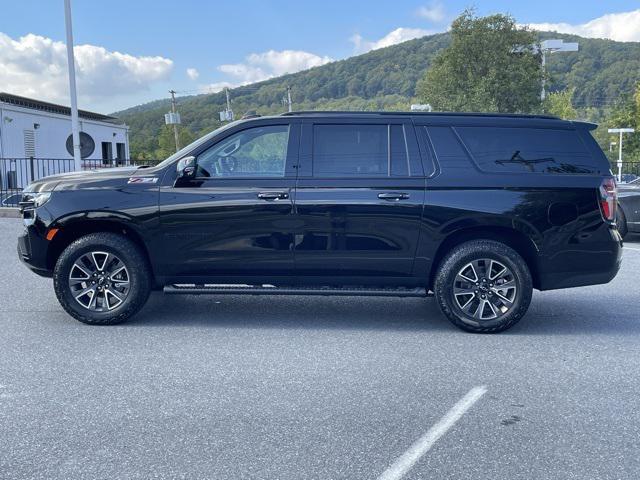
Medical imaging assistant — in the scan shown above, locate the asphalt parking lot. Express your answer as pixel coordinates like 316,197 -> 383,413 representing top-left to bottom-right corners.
1,217 -> 639,480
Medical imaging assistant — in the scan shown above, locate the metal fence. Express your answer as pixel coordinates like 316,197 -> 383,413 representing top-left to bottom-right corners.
612,162 -> 640,182
0,157 -> 136,207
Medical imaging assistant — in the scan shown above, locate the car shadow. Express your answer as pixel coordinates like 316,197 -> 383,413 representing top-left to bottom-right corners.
127,291 -> 640,336
131,293 -> 452,332
625,232 -> 640,244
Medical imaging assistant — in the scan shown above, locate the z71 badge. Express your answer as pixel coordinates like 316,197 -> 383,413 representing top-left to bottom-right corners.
128,177 -> 159,184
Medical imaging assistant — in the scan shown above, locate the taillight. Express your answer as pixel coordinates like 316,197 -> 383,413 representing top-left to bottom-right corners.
599,177 -> 617,223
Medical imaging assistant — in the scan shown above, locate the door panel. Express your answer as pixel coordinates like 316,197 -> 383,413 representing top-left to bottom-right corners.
293,120 -> 425,279
158,122 -> 299,280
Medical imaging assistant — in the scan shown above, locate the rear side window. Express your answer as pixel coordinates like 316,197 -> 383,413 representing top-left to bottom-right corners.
312,124 -> 411,177
313,124 -> 387,177
456,127 -> 597,174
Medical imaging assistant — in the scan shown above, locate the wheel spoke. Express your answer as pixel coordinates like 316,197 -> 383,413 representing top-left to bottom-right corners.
110,265 -> 127,278
488,260 -> 507,281
75,286 -> 96,308
70,263 -> 91,280
492,289 -> 514,305
484,300 -> 497,319
458,262 -> 478,283
91,252 -> 110,272
454,292 -> 475,309
104,289 -> 124,310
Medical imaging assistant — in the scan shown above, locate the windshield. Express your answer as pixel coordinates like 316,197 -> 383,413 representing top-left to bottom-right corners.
153,120 -> 244,169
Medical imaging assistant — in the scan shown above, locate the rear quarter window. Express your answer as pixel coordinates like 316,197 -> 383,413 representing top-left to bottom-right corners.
455,127 -> 600,174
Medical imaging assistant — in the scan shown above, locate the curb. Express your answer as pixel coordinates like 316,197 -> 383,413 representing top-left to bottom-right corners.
0,208 -> 20,218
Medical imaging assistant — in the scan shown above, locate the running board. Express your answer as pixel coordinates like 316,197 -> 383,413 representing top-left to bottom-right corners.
163,284 -> 429,297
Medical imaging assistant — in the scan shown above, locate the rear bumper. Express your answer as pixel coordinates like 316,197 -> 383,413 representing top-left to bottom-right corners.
537,227 -> 622,291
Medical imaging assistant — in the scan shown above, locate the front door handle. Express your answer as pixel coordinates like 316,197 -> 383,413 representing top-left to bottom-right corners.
378,192 -> 410,201
257,191 -> 289,200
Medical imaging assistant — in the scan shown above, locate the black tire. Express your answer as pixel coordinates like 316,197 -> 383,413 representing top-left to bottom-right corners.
616,206 -> 628,239
53,233 -> 152,325
434,240 -> 533,333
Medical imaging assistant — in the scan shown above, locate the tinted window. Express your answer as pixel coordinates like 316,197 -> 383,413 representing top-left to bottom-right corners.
313,124 -> 388,177
456,127 -> 596,174
424,126 -> 472,171
197,125 -> 289,178
390,125 -> 409,176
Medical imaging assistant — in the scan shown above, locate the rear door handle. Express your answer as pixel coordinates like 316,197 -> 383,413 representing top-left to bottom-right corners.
378,192 -> 410,201
257,191 -> 289,200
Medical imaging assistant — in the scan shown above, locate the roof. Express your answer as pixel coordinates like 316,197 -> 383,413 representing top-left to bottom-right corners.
0,92 -> 122,124
281,110 -> 560,120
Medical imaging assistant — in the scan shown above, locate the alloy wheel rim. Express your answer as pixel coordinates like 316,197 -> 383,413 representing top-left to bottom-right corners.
453,258 -> 517,322
68,251 -> 130,311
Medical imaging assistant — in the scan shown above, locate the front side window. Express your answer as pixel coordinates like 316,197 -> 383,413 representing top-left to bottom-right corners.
313,124 -> 389,177
196,125 -> 289,178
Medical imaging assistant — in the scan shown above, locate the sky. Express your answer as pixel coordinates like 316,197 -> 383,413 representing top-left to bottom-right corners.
0,0 -> 639,114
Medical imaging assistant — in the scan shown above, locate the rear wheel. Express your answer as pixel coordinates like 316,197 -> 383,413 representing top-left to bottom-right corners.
53,233 -> 152,325
434,240 -> 532,333
616,206 -> 628,238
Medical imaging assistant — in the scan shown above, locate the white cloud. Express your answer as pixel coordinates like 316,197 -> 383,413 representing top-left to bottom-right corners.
416,2 -> 446,23
526,9 -> 640,42
186,67 -> 199,80
0,32 -> 173,111
350,27 -> 433,54
216,49 -> 333,86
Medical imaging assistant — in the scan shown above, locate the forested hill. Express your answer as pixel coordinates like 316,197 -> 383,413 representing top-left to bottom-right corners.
113,32 -> 640,159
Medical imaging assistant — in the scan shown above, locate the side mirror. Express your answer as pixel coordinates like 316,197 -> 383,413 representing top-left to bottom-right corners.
176,156 -> 196,179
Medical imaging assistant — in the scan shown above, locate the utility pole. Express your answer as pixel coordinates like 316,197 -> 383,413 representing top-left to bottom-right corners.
608,128 -> 635,182
169,90 -> 180,152
286,85 -> 292,113
63,0 -> 82,172
219,88 -> 234,122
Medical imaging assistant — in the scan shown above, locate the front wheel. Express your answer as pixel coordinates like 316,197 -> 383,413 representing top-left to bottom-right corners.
53,233 -> 152,325
434,240 -> 533,333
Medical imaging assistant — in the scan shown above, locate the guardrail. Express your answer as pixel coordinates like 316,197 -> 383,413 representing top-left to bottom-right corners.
0,157 -> 138,207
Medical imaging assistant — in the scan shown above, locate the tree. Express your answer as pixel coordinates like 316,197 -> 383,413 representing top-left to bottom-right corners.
416,10 -> 542,113
155,125 -> 196,160
604,82 -> 640,161
544,88 -> 577,119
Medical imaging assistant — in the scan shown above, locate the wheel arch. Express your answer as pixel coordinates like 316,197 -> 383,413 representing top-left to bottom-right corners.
46,215 -> 154,279
428,225 -> 541,290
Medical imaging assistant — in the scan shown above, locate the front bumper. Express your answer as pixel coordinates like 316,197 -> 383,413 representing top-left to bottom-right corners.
18,223 -> 53,278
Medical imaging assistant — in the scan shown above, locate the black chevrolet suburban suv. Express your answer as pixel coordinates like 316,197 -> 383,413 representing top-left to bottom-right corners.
18,111 -> 622,333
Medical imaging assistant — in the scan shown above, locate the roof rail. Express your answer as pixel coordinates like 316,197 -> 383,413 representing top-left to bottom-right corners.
280,110 -> 560,120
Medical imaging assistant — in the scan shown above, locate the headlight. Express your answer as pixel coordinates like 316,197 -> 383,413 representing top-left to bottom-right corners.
20,192 -> 52,210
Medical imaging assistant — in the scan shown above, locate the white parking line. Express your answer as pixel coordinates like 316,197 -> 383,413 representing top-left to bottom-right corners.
377,386 -> 487,480
624,246 -> 640,252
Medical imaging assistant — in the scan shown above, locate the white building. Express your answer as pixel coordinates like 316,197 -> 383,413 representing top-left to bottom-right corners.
0,92 -> 130,189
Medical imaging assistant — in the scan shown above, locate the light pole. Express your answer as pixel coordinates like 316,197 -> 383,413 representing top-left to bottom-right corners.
608,128 -> 635,182
64,0 -> 82,171
539,39 -> 578,101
